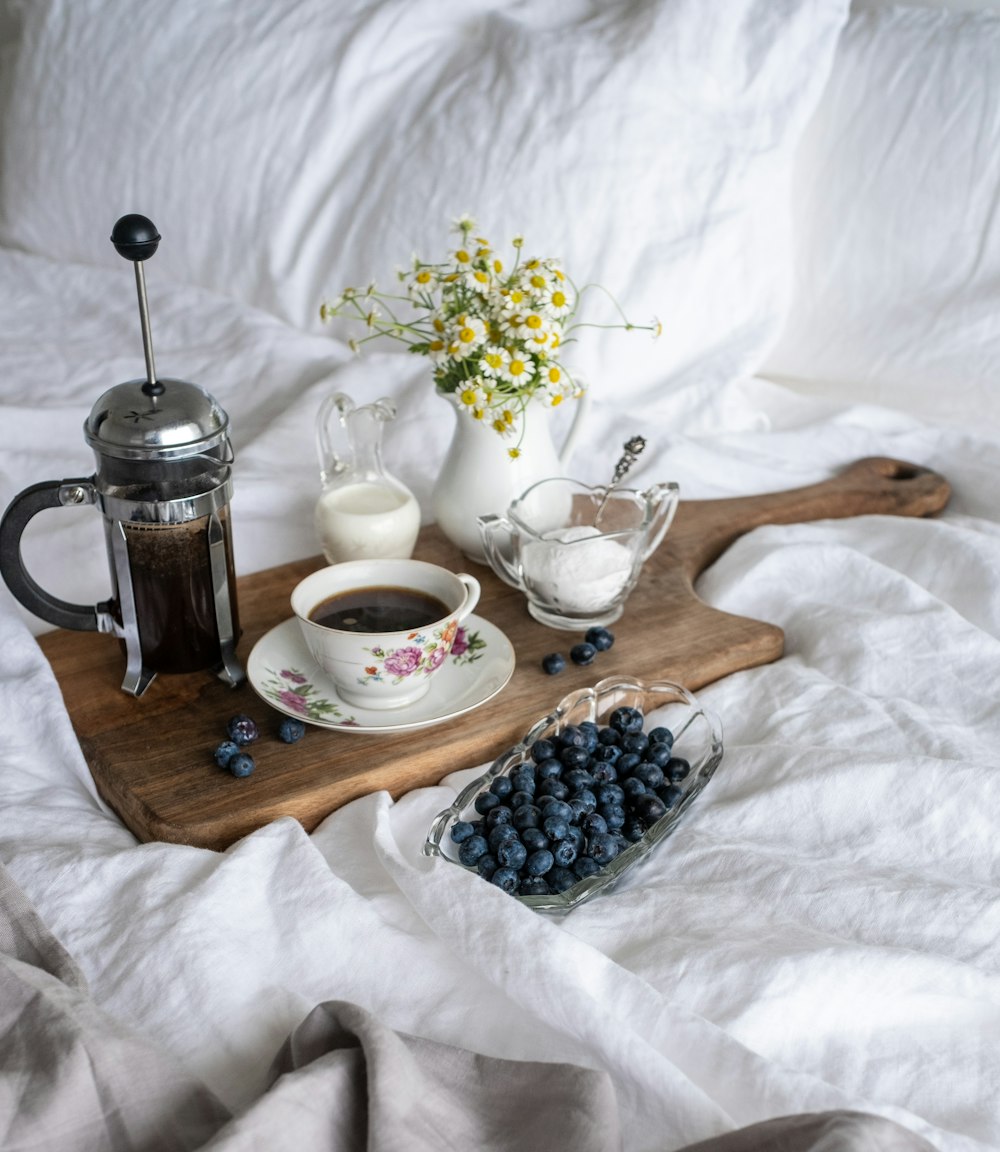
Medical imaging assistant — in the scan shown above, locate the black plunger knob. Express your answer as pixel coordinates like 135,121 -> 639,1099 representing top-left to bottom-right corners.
110,214 -> 161,262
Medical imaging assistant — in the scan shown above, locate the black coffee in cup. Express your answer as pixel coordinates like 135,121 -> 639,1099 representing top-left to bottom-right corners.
309,585 -> 449,633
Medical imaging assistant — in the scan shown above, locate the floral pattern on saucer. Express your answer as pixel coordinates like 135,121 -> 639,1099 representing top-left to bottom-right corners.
258,667 -> 359,725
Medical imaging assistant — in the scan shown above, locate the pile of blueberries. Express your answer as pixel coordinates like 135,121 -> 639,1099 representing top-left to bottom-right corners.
449,704 -> 691,898
542,625 -> 615,675
213,712 -> 306,778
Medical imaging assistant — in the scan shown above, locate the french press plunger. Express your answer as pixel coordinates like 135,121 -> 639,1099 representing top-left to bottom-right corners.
0,215 -> 244,696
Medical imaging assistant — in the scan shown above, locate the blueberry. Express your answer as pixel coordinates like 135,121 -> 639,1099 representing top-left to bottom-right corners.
536,757 -> 563,780
635,762 -> 665,789
214,740 -> 240,769
520,877 -> 551,896
277,717 -> 305,744
477,854 -> 499,880
659,784 -> 684,809
491,867 -> 520,893
542,652 -> 566,675
548,867 -> 578,893
564,768 -> 595,792
474,791 -> 500,815
644,743 -> 673,769
228,752 -> 255,778
227,714 -> 259,746
581,812 -> 608,837
573,856 -> 602,880
531,739 -> 558,763
485,805 -> 513,828
512,804 -> 541,831
553,839 -> 578,867
559,745 -> 590,770
634,793 -> 667,825
577,722 -> 600,752
488,824 -> 519,852
557,726 -> 590,750
621,732 -> 649,756
596,783 -> 625,807
667,756 -> 691,783
542,816 -> 570,841
497,839 -> 528,870
458,834 -> 489,866
525,849 -> 555,877
450,820 -> 475,844
569,796 -> 595,821
622,819 -> 646,843
570,642 -> 597,666
616,752 -> 642,776
537,778 -> 569,801
590,761 -> 618,785
510,767 -> 537,792
648,726 -> 674,749
599,803 -> 626,830
565,825 -> 586,854
510,790 -> 535,809
584,626 -> 615,651
622,777 -> 647,801
608,706 -> 644,735
489,775 -> 514,799
541,799 -> 574,823
592,744 -> 621,765
597,727 -> 622,747
588,832 -> 620,866
521,827 -> 550,852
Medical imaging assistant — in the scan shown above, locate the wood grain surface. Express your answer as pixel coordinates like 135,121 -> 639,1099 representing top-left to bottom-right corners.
36,456 -> 950,851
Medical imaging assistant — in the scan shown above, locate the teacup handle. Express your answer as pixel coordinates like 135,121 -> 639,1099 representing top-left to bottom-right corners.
476,515 -> 524,590
642,482 -> 681,560
454,573 -> 481,621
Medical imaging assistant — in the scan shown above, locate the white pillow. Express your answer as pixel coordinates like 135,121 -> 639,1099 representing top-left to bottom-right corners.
764,5 -> 1000,433
0,0 -> 847,412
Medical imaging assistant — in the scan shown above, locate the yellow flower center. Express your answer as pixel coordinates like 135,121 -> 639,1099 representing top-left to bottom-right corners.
509,289 -> 524,304
473,270 -> 489,284
484,352 -> 503,369
551,290 -> 567,308
551,394 -> 563,407
460,387 -> 478,406
547,366 -> 561,383
433,318 -> 445,333
509,360 -> 526,377
508,447 -> 522,459
459,326 -> 476,344
492,259 -> 503,274
525,314 -> 542,329
530,275 -> 545,289
455,249 -> 470,264
415,270 -> 432,284
429,340 -> 444,352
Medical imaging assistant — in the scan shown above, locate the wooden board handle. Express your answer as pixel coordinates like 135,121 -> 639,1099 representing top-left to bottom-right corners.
665,457 -> 951,579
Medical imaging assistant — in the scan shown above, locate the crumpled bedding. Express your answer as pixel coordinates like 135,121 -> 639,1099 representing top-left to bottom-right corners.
0,244 -> 998,1152
0,859 -> 937,1152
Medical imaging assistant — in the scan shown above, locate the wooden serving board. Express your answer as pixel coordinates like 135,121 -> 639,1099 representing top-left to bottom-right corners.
38,457 -> 949,851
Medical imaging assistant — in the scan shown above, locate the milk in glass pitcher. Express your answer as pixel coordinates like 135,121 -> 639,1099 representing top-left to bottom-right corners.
313,393 -> 421,563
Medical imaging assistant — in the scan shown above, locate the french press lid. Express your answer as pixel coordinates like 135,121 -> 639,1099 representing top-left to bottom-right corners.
83,214 -> 230,463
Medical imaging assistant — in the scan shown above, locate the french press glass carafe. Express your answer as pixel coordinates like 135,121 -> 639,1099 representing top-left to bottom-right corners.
0,215 -> 244,696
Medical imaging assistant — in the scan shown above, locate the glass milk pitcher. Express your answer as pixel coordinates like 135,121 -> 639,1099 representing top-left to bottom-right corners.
313,393 -> 421,563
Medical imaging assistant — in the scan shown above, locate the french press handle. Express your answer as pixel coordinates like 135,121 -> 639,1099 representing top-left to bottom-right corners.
0,478 -> 112,632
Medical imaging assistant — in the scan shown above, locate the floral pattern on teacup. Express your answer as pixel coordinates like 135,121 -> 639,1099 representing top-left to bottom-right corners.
450,626 -> 486,665
358,620 -> 462,686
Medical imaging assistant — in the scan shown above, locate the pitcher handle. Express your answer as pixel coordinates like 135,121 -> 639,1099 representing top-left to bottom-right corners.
641,482 -> 681,560
477,514 -> 524,590
0,479 -> 113,632
557,386 -> 590,468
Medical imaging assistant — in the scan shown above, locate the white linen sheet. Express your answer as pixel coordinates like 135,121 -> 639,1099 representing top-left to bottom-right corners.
0,247 -> 998,1151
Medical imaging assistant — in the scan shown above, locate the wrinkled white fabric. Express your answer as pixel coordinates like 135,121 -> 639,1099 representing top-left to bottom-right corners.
0,245 -> 998,1150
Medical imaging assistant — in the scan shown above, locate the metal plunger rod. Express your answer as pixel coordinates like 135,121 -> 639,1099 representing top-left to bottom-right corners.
133,260 -> 158,388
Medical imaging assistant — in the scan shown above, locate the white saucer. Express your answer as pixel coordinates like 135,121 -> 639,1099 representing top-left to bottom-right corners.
246,614 -> 515,734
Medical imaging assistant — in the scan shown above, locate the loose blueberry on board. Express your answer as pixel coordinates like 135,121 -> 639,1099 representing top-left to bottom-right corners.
214,740 -> 240,769
227,714 -> 259,746
278,717 -> 306,744
584,626 -> 615,651
542,652 -> 566,675
228,752 -> 255,778
570,642 -> 597,666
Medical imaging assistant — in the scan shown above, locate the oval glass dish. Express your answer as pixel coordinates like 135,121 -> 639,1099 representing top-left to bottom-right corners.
423,675 -> 723,912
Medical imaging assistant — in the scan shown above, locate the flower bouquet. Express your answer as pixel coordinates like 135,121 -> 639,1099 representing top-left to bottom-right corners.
321,216 -> 658,457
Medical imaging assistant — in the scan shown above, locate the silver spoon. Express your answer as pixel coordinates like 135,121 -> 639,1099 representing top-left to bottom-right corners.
595,435 -> 646,525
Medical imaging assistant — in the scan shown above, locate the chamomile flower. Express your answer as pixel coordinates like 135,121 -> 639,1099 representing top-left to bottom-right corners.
448,314 -> 487,358
538,283 -> 573,318
501,354 -> 534,386
479,345 -> 510,378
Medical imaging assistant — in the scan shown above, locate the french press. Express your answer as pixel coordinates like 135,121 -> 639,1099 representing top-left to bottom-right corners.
0,215 -> 244,696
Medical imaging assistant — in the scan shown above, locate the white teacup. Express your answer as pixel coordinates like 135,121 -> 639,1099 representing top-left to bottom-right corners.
291,559 -> 481,709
